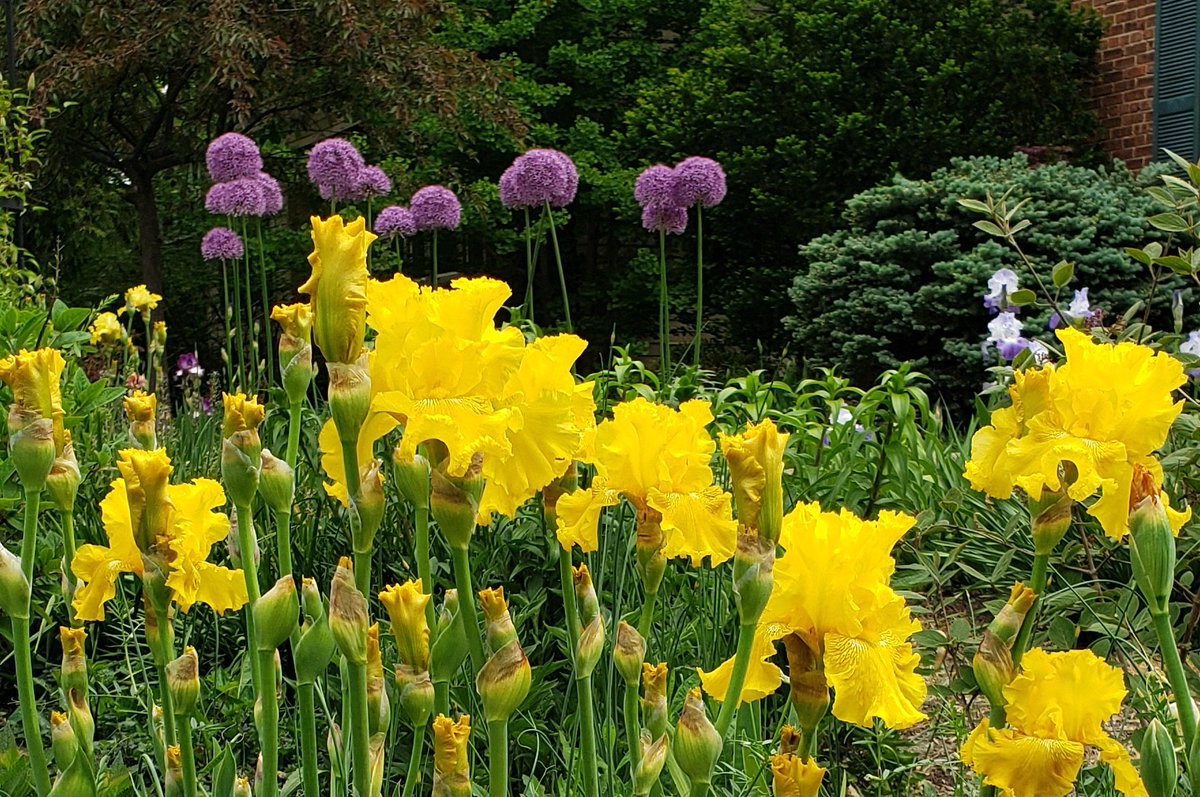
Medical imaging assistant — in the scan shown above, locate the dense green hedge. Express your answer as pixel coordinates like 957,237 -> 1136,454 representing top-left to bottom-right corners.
786,155 -> 1176,405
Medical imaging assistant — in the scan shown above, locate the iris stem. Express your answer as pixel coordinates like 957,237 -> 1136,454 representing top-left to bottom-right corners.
298,683 -> 321,797
1152,609 -> 1198,750
694,204 -> 703,368
62,511 -> 79,625
623,681 -> 641,782
176,714 -> 199,797
637,589 -> 658,643
257,647 -> 280,797
157,662 -> 178,748
235,504 -> 263,696
449,544 -> 485,674
285,402 -> 302,470
544,201 -> 573,332
415,504 -> 436,638
488,719 -> 509,797
714,622 -> 758,737
1010,552 -> 1049,670
558,549 -> 581,657
401,722 -> 426,797
578,674 -> 600,797
14,487 -> 50,797
347,660 -> 371,797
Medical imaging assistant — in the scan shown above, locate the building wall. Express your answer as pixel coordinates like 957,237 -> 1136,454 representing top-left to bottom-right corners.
1079,0 -> 1157,168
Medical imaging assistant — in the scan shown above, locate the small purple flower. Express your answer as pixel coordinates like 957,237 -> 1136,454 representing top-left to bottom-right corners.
255,172 -> 283,216
634,165 -> 677,207
175,351 -> 205,378
201,227 -> 244,261
641,202 -> 688,235
982,268 -> 1019,313
984,312 -> 1029,362
1049,287 -> 1098,330
307,138 -> 366,201
411,185 -> 462,231
350,165 -> 392,201
375,206 -> 418,238
205,178 -> 267,217
199,396 -> 213,416
499,148 -> 578,209
206,133 -> 263,183
672,156 -> 726,208
1181,330 -> 1200,378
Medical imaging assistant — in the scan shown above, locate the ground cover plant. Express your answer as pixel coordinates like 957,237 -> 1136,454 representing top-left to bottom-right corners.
4,130 -> 1200,797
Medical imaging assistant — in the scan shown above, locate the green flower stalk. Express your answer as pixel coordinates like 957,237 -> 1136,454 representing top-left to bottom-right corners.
571,565 -> 604,797
615,622 -> 647,780
634,512 -> 667,642
476,587 -> 532,797
295,579 -> 335,797
393,451 -> 435,638
331,557 -> 372,797
430,451 -> 486,673
166,648 -> 200,797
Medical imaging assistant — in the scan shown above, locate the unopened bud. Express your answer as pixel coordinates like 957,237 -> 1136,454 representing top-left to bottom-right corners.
396,664 -> 435,728
778,726 -> 803,757
380,580 -> 431,670
258,450 -> 295,514
221,393 -> 264,507
633,731 -> 668,796
720,419 -> 788,544
124,391 -> 157,450
432,714 -> 471,797
770,753 -> 826,797
392,452 -> 431,510
732,532 -> 774,624
1141,717 -> 1178,797
9,414 -> 54,490
272,303 -> 316,406
783,634 -> 829,734
51,711 -> 77,770
1028,486 -> 1072,556
1130,467 -> 1181,616
330,557 -> 369,665
166,647 -> 200,716
987,583 -> 1036,646
674,688 -> 722,785
431,590 -> 469,685
296,580 -> 335,684
634,511 -> 667,596
366,625 -> 391,735
641,663 -> 669,737
327,360 -> 371,449
165,746 -> 184,797
46,439 -> 81,513
369,733 -> 385,797
254,577 -> 299,651
0,544 -> 30,619
614,622 -> 646,687
59,627 -> 88,697
572,565 -> 604,678
234,774 -> 252,797
430,454 -> 483,550
972,631 -> 1013,709
476,588 -> 531,722
354,459 -> 385,554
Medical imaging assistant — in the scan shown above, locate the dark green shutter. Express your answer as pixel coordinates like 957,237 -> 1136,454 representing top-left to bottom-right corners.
1154,0 -> 1200,161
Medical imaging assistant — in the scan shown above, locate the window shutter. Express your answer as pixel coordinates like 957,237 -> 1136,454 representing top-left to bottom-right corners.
1154,0 -> 1200,161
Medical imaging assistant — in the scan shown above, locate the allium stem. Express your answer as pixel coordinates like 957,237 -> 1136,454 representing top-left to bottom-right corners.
257,647 -> 280,797
298,682 -> 321,797
693,204 -> 703,368
544,201 -> 573,332
14,487 -> 50,797
577,675 -> 600,797
400,722 -> 426,797
221,257 -> 238,391
658,228 -> 671,379
523,207 -> 535,322
1152,609 -> 1198,751
487,719 -> 509,797
62,511 -> 79,625
256,219 -> 275,388
432,230 -> 439,287
449,544 -> 485,675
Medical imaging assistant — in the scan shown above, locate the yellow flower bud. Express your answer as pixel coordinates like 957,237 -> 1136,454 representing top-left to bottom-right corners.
1129,465 -> 1182,616
222,393 -> 264,507
633,731 -> 668,797
732,531 -> 774,624
258,450 -> 295,514
379,581 -> 431,670
395,664 -> 435,728
641,663 -> 669,737
46,436 -> 81,513
60,627 -> 88,697
329,557 -> 369,665
271,303 -> 316,406
153,320 -> 167,349
432,714 -> 471,797
51,711 -> 76,770
355,458 -> 385,554
254,577 -> 299,651
988,582 -> 1036,646
66,687 -> 94,759
166,647 -> 200,716
327,358 -> 372,454
778,726 -> 803,757
299,215 -> 375,365
0,348 -> 67,475
720,419 -> 788,543
614,621 -> 646,687
476,587 -> 531,722
1028,484 -> 1073,556
770,753 -> 826,797
634,510 -> 667,596
391,451 -> 431,511
674,688 -> 722,786
234,775 -> 252,797
430,455 -> 484,550
573,564 -> 604,678
782,634 -> 829,735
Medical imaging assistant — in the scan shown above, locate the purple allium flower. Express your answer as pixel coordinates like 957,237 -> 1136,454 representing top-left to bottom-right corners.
499,148 -> 578,209
641,202 -> 688,235
672,156 -> 726,208
205,178 -> 267,217
175,351 -> 204,378
350,165 -> 392,201
201,227 -> 244,261
255,172 -> 283,216
206,133 -> 263,183
983,268 -> 1019,313
307,138 -> 366,201
375,206 -> 418,238
634,165 -> 677,207
410,185 -> 462,231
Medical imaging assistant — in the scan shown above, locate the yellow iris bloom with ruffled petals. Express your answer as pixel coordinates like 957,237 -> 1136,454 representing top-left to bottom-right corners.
555,397 -> 736,566
0,347 -> 67,452
961,648 -> 1148,797
770,754 -> 826,797
965,327 -> 1187,540
72,474 -> 247,621
89,312 -> 124,346
123,284 -> 162,318
300,215 -> 375,364
699,502 -> 926,729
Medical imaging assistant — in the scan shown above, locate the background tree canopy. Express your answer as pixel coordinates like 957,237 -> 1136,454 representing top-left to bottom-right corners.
15,0 -> 1105,383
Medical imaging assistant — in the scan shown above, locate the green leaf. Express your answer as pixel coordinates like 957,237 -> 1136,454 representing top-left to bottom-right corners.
972,219 -> 1005,237
1009,289 -> 1037,306
1153,255 -> 1194,275
1051,260 -> 1074,287
956,197 -> 990,214
1148,212 -> 1192,233
213,746 -> 236,797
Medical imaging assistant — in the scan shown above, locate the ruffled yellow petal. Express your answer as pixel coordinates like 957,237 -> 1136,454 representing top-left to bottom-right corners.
163,478 -> 242,613
961,720 -> 1084,797
300,215 -> 375,364
1003,648 -> 1127,743
770,753 -> 826,797
319,413 -> 398,506
0,347 -> 67,451
70,543 -> 141,622
555,482 -> 620,553
699,623 -> 785,704
719,418 -> 789,531
648,486 -> 737,566
270,303 -> 313,340
964,368 -> 1055,498
823,591 -> 926,729
89,312 -> 124,346
187,561 -> 249,616
1095,734 -> 1150,797
124,285 -> 162,316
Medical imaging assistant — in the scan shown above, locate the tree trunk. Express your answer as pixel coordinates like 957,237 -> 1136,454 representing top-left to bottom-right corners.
127,170 -> 165,300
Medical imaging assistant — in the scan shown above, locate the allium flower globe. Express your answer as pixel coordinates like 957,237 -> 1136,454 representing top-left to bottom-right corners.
375,206 -> 418,238
410,185 -> 462,231
255,172 -> 284,216
206,132 -> 263,183
672,156 -> 726,208
499,149 -> 578,209
351,166 -> 392,201
205,179 -> 268,217
201,227 -> 245,261
641,202 -> 688,235
634,164 -> 677,208
307,138 -> 366,201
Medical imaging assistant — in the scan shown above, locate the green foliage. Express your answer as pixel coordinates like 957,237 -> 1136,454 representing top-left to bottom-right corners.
787,154 -> 1175,406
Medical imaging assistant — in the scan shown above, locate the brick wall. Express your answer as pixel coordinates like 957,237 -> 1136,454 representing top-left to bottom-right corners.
1077,0 -> 1157,168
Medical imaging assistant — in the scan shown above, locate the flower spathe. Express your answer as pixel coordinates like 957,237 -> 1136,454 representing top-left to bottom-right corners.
555,397 -> 736,566
300,215 -> 376,364
965,327 -> 1188,540
699,502 -> 926,729
960,648 -> 1148,797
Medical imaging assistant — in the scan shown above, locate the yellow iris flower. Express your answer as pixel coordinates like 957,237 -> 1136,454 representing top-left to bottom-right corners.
965,328 -> 1187,540
300,215 -> 375,364
555,397 -> 735,566
317,412 -> 398,506
123,285 -> 162,318
89,312 -> 124,346
72,457 -> 247,621
0,347 -> 67,452
770,754 -> 826,797
961,648 -> 1147,797
699,502 -> 926,729
363,274 -> 593,522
